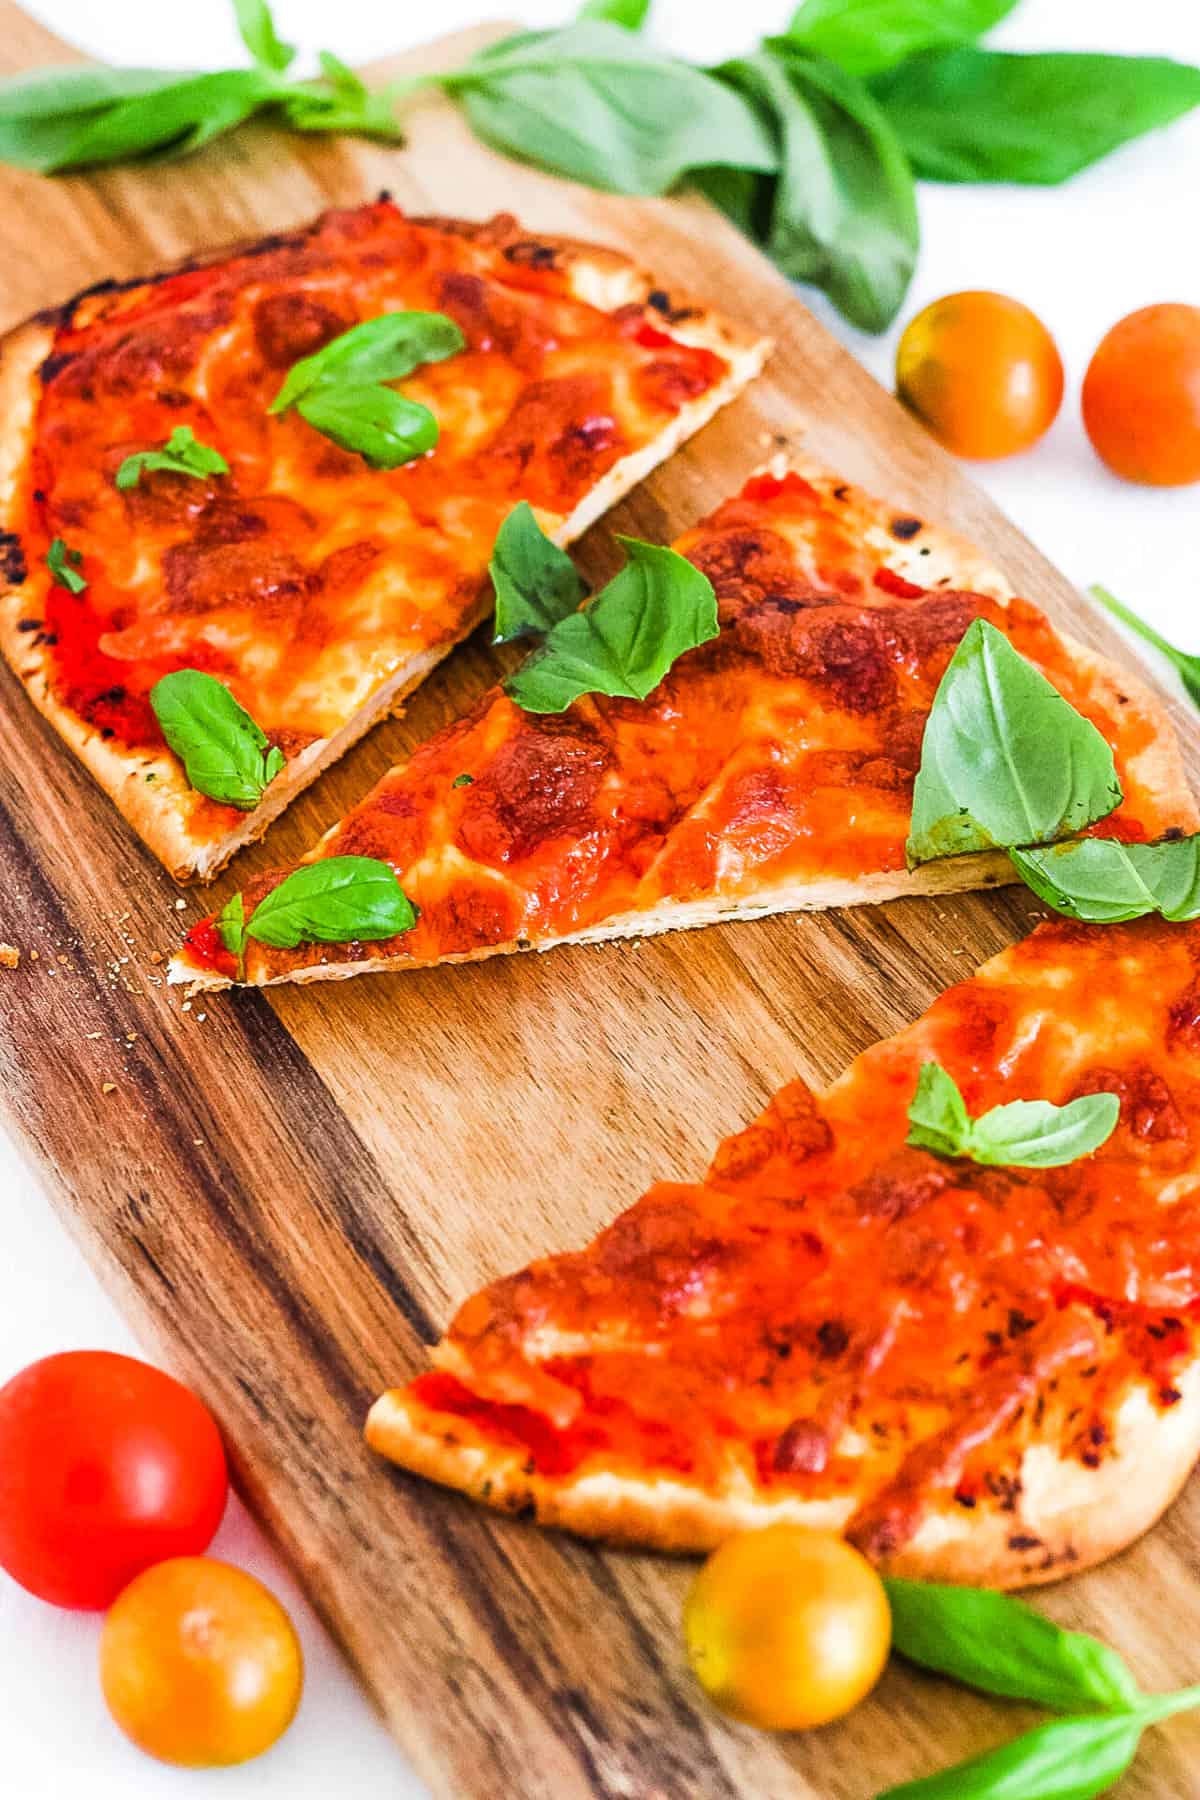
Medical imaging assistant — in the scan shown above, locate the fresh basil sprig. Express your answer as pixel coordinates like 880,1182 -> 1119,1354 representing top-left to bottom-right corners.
1012,836 -> 1200,925
879,1580 -> 1200,1800
906,620 -> 1122,867
270,311 -> 464,469
219,857 -> 416,965
1090,584 -> 1200,710
0,0 -> 401,175
578,0 -> 651,26
872,50 -> 1200,186
490,504 -> 583,644
45,536 -> 86,593
150,669 -> 285,811
785,0 -> 1018,81
115,426 -> 228,492
506,538 -> 718,715
906,1062 -> 1119,1170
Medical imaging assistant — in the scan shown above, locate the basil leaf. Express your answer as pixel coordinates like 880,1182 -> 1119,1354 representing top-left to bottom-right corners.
452,773 -> 474,788
150,669 -> 285,810
876,1714 -> 1145,1800
873,50 -> 1200,185
115,426 -> 228,491
885,1580 -> 1141,1714
217,891 -> 247,978
490,503 -> 583,644
785,0 -> 1018,80
442,22 -> 778,195
246,856 -> 416,949
233,0 -> 295,74
905,1062 -> 972,1159
706,43 -> 917,332
270,312 -> 465,414
905,1063 -> 1119,1169
1012,836 -> 1200,925
579,0 -> 651,26
506,538 -> 718,714
46,536 -> 86,594
294,384 -> 438,469
1090,584 -> 1200,711
906,620 -> 1122,867
49,69 -> 280,170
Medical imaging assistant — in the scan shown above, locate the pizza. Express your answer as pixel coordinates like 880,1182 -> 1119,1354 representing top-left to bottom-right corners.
0,199 -> 766,879
170,456 -> 1196,989
366,913 -> 1200,1589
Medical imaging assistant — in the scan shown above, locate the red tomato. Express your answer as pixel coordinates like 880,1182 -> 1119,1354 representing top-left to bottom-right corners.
0,1351 -> 227,1609
101,1558 -> 303,1767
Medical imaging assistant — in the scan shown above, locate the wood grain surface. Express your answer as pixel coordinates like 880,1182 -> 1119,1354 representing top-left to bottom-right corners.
2,9 -> 1199,1796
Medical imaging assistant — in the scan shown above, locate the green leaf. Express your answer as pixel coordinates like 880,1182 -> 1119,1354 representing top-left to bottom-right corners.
785,0 -> 1017,79
885,1580 -> 1141,1714
317,51 -> 367,100
36,68 -> 279,170
578,0 -> 651,26
876,1713 -> 1145,1800
452,773 -> 474,788
270,311 -> 464,413
906,620 -> 1122,866
872,50 -> 1200,185
443,22 -> 778,196
45,536 -> 86,593
149,669 -> 285,810
294,384 -> 439,469
505,538 -> 718,714
0,64 -> 187,120
490,503 -> 583,644
704,43 -> 917,333
1011,836 -> 1200,925
246,856 -> 417,949
233,0 -> 295,74
905,1062 -> 972,1159
115,426 -> 229,491
905,1063 -> 1119,1169
217,891 -> 247,978
1090,585 -> 1200,711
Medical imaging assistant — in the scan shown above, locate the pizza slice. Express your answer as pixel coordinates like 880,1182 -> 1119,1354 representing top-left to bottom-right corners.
367,913 -> 1200,1588
170,457 -> 1196,989
0,199 -> 767,879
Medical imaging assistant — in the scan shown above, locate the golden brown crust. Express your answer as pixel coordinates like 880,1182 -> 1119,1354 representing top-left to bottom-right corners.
0,209 -> 769,882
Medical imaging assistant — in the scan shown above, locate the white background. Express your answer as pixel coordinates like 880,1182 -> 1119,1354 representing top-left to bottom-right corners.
2,1 -> 1199,1795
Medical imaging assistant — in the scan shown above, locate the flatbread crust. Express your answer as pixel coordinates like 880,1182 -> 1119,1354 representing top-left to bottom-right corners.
171,456 -> 1197,990
0,205 -> 768,881
368,915 -> 1200,1588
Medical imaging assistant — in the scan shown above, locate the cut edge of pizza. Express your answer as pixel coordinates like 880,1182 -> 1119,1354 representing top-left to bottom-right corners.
0,203 -> 770,882
366,914 -> 1200,1589
168,452 -> 1198,991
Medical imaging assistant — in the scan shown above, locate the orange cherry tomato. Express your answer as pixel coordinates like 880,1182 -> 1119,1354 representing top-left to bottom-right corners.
1082,303 -> 1200,486
896,290 -> 1064,460
100,1557 -> 303,1767
683,1525 -> 891,1731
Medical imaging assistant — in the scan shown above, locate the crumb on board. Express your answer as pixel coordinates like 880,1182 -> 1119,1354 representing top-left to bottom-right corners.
0,943 -> 19,970
101,1081 -> 116,1095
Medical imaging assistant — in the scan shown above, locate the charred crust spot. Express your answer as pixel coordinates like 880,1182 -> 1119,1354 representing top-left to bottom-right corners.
1007,1532 -> 1042,1551
15,617 -> 41,632
1163,826 -> 1185,841
889,515 -> 922,540
953,1491 -> 977,1509
502,240 -> 559,270
38,350 -> 76,386
0,532 -> 27,585
1008,1308 -> 1037,1338
1161,1385 -> 1184,1406
647,288 -> 671,313
816,1319 -> 849,1360
832,484 -> 850,500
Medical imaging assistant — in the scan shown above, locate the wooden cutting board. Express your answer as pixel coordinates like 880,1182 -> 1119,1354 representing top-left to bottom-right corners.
3,9 -> 1200,1796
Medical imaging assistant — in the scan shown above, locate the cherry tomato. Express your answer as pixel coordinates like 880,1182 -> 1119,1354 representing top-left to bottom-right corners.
100,1557 -> 303,1767
896,290 -> 1064,460
0,1351 -> 227,1609
1082,303 -> 1200,486
683,1525 -> 891,1730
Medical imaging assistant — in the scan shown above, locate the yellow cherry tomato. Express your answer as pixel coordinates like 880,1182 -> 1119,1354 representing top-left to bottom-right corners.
896,290 -> 1064,460
683,1526 -> 891,1731
99,1557 -> 303,1767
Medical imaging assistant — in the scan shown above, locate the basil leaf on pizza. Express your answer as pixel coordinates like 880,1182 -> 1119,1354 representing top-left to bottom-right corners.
270,311 -> 465,414
490,503 -> 583,643
1012,836 -> 1200,924
244,856 -> 416,949
115,426 -> 229,491
293,383 -> 440,469
150,669 -> 286,811
884,1580 -> 1141,1713
906,620 -> 1122,866
906,1061 -> 1119,1169
217,890 -> 247,961
505,537 -> 719,713
45,535 -> 86,593
877,1712 -> 1146,1800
